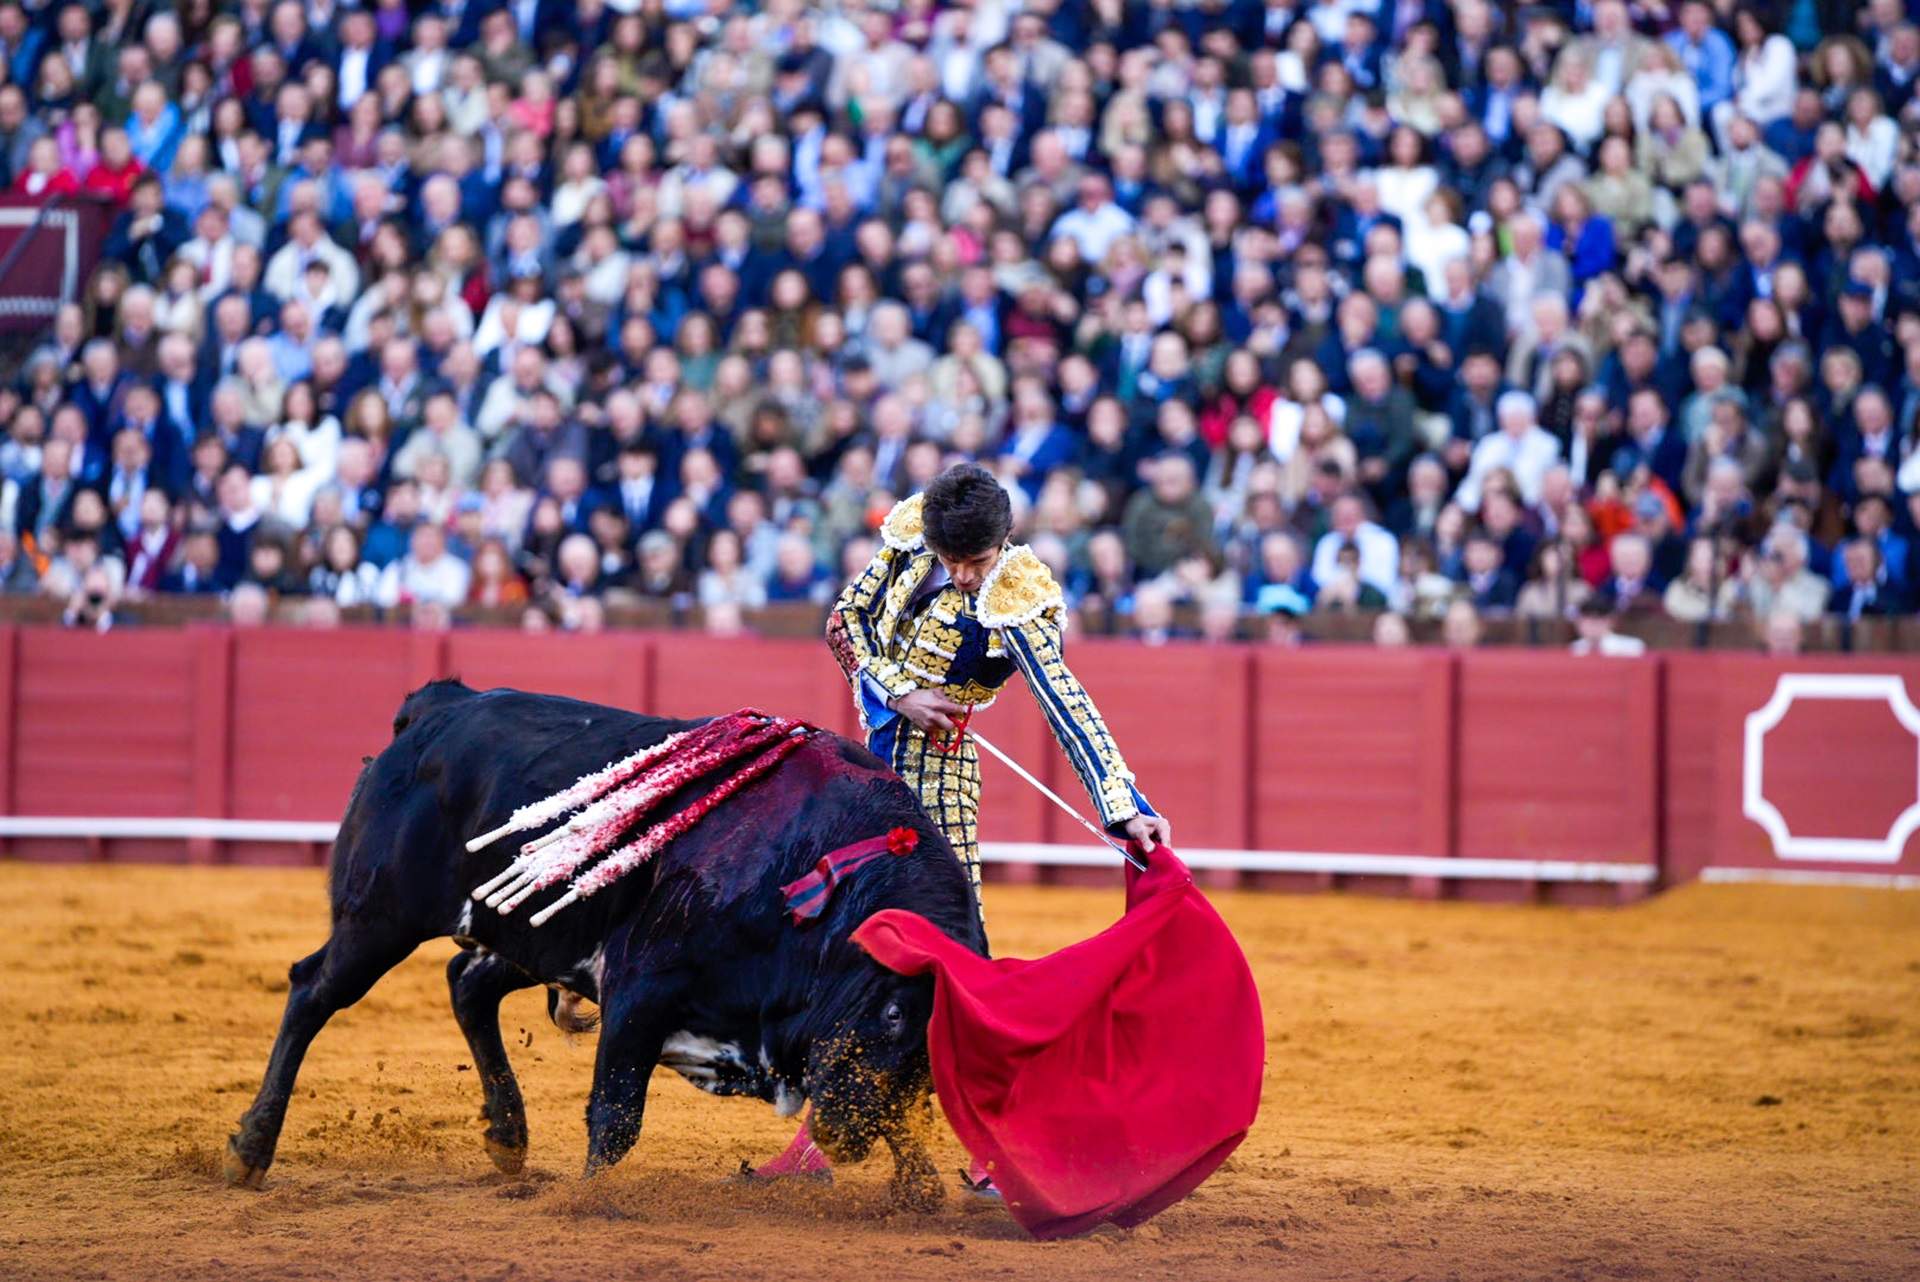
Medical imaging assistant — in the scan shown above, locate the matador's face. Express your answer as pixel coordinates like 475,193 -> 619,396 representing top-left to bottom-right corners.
933,544 -> 1002,596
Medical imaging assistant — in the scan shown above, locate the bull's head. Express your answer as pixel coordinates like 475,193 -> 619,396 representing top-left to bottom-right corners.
800,968 -> 937,1167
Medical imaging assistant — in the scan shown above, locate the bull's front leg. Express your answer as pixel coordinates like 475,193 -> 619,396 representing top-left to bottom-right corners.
885,1097 -> 945,1211
446,949 -> 541,1174
582,987 -> 676,1175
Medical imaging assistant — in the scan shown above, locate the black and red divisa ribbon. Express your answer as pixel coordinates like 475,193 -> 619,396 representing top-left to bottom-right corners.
782,827 -> 920,923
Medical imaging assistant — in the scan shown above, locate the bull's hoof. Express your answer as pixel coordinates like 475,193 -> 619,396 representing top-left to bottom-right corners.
484,1135 -> 528,1175
889,1165 -> 945,1212
223,1139 -> 267,1190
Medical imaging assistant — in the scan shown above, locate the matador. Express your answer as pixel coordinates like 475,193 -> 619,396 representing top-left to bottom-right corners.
753,462 -> 1173,1190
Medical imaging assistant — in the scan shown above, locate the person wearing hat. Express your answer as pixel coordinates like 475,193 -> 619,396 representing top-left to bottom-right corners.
1264,586 -> 1308,648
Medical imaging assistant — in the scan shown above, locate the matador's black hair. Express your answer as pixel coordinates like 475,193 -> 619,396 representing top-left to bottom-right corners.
921,463 -> 1013,559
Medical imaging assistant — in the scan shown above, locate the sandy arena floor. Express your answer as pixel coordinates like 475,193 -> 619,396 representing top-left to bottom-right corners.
0,862 -> 1915,1281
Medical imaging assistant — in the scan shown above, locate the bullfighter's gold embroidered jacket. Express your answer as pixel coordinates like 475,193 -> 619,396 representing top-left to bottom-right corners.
825,494 -> 1155,832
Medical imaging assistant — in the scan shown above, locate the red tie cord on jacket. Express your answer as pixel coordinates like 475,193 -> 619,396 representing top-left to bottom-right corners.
932,706 -> 973,753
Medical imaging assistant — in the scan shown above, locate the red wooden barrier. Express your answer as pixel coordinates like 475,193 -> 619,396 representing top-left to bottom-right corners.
1661,654 -> 1920,885
649,634 -> 860,737
188,629 -> 232,863
228,629 -> 441,863
0,625 -> 1916,894
1661,654 -> 1719,881
1249,647 -> 1453,862
447,631 -> 648,711
12,629 -> 199,861
0,627 -> 15,818
1455,652 -> 1661,903
1455,653 -> 1660,863
1065,639 -> 1253,852
1004,638 -> 1252,887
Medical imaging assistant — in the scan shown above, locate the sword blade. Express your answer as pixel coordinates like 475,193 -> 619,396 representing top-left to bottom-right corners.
969,729 -> 1149,872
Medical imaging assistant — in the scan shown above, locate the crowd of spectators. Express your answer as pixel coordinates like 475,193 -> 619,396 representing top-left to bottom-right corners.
0,0 -> 1916,651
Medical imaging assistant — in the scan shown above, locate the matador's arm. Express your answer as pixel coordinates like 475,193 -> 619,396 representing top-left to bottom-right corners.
984,546 -> 1157,831
826,495 -> 925,730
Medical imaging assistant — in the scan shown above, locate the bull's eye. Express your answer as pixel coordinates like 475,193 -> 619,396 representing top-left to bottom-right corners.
883,1000 -> 906,1040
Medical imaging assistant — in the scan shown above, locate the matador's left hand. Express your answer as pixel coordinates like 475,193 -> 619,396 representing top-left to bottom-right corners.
1123,814 -> 1173,853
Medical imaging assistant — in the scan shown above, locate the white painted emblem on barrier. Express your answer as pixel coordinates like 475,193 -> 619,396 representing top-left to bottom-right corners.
1742,674 -> 1920,863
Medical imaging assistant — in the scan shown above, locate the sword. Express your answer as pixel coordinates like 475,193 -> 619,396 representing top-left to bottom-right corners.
968,729 -> 1149,873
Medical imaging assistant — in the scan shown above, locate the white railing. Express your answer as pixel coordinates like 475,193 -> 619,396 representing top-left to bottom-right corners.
0,816 -> 1658,882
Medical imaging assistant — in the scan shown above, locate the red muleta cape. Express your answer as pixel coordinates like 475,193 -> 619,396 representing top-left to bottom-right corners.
851,846 -> 1264,1240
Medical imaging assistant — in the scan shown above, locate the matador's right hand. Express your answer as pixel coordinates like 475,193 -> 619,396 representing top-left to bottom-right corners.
889,688 -> 969,733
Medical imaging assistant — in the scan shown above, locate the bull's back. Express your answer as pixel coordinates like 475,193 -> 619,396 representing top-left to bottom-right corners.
329,687 -> 980,957
328,690 -> 688,924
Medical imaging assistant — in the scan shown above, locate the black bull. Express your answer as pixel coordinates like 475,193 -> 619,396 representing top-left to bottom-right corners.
225,680 -> 986,1204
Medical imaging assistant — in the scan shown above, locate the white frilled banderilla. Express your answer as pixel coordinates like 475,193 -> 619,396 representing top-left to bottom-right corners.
467,710 -> 809,927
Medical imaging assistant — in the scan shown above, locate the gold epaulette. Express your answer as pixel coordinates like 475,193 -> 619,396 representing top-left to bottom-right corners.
880,493 -> 925,552
976,545 -> 1064,629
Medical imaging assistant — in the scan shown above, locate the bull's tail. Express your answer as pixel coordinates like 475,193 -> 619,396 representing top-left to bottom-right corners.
546,987 -> 600,1036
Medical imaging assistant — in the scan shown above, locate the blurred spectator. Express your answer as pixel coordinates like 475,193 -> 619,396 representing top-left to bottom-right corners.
1598,532 -> 1666,612
1829,538 -> 1902,619
1744,525 -> 1829,623
468,539 -> 529,611
1571,595 -> 1650,656
1459,531 -> 1520,612
309,525 -> 379,607
1441,599 -> 1484,648
703,599 -> 748,638
1197,593 -> 1243,644
1662,537 -> 1741,622
1372,612 -> 1412,647
1264,595 -> 1306,649
766,533 -> 832,607
1312,492 -> 1400,597
375,523 -> 469,609
1515,541 -> 1592,619
1316,540 -> 1389,613
1762,608 -> 1804,657
60,561 -> 119,631
0,0 -> 1903,655
226,581 -> 270,627
300,597 -> 343,630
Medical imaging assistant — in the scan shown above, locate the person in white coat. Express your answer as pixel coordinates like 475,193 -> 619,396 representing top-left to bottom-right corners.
1456,391 -> 1563,512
